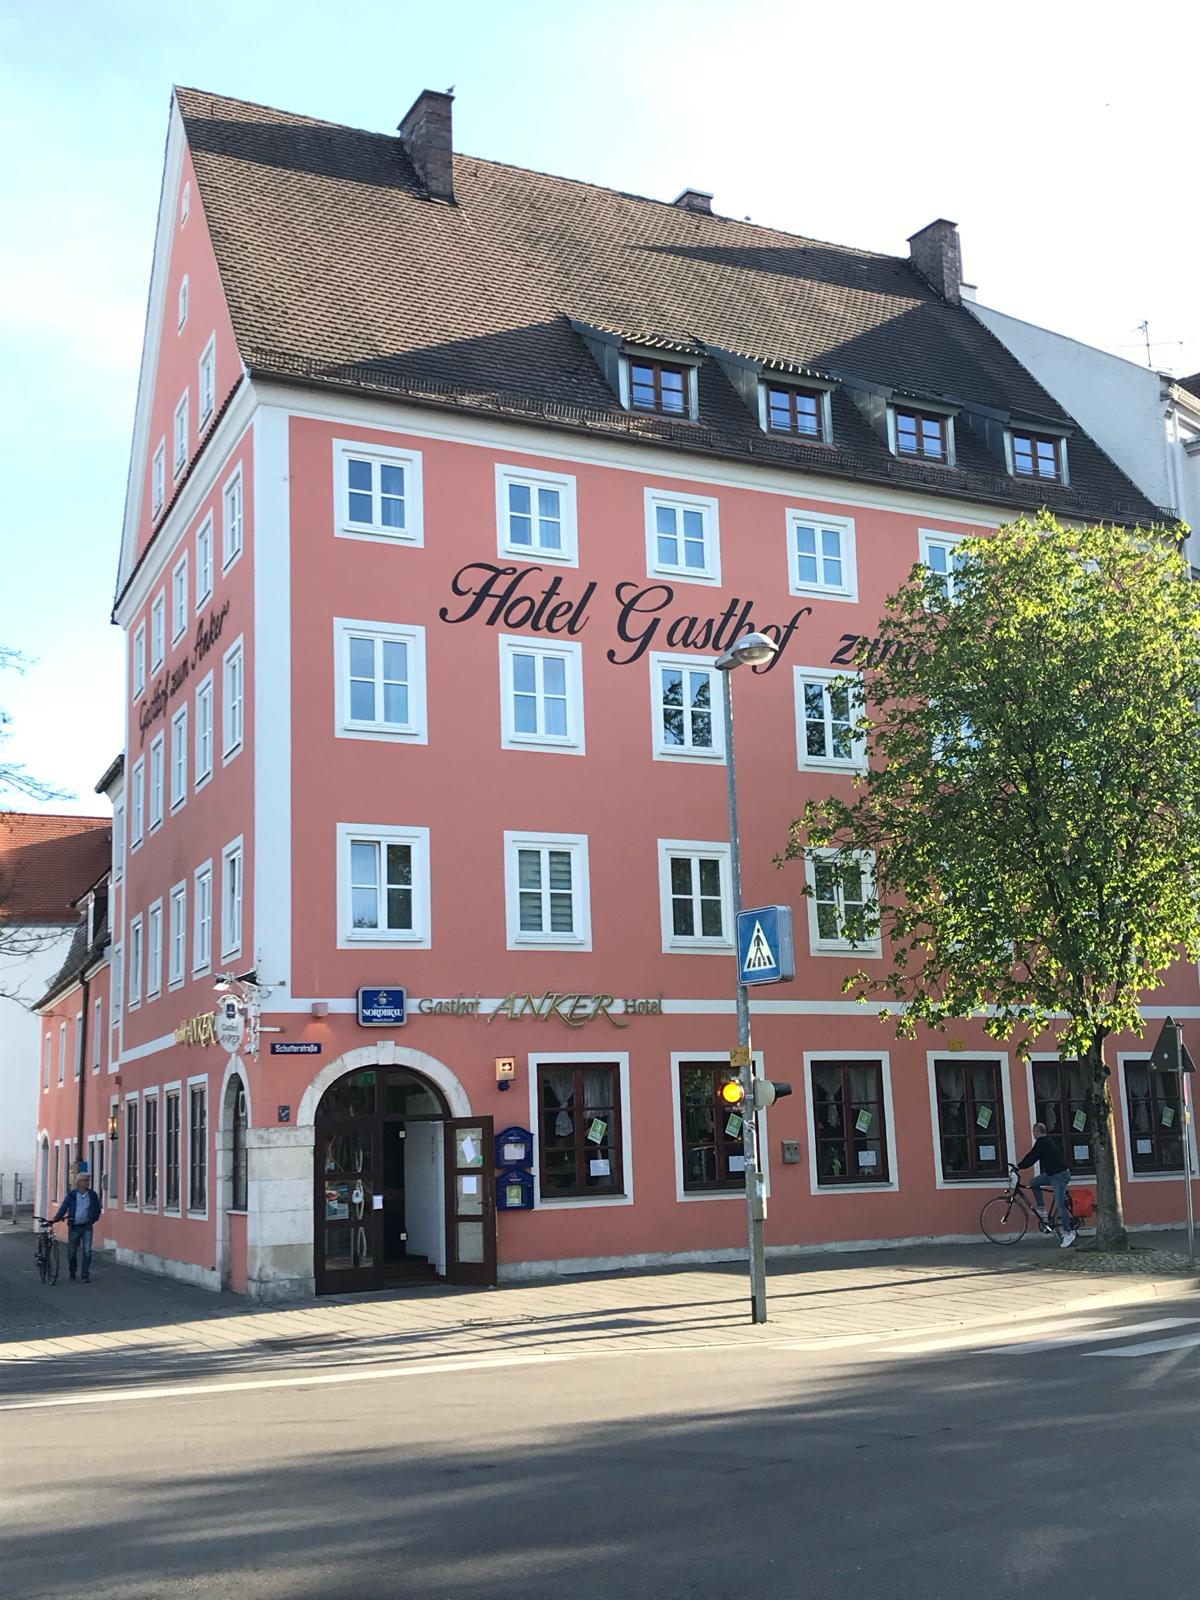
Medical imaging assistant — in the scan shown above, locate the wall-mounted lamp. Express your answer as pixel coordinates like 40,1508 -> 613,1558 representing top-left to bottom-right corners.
107,1113 -> 119,1139
310,1001 -> 330,1018
495,1056 -> 516,1092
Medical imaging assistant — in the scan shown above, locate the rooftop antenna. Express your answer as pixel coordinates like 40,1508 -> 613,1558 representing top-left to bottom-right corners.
1137,319 -> 1152,367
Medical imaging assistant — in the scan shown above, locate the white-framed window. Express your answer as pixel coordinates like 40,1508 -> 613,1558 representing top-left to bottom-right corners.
143,1090 -> 160,1210
149,732 -> 165,831
128,915 -> 144,1009
187,1076 -> 209,1216
804,1052 -> 900,1194
58,1021 -> 66,1084
74,1010 -> 83,1078
150,591 -> 166,670
173,391 -> 189,475
336,824 -> 431,949
334,439 -> 424,546
495,464 -> 578,564
657,840 -> 733,953
164,1084 -> 182,1211
171,553 -> 189,642
111,944 -> 122,1025
113,804 -> 125,880
195,671 -> 214,786
919,529 -> 968,601
787,511 -> 858,602
644,489 -> 721,585
193,861 -> 213,974
805,848 -> 880,955
125,1094 -> 140,1208
221,837 -> 244,959
222,636 -> 244,761
198,336 -> 216,426
132,623 -> 146,699
152,440 -> 166,516
528,1050 -> 633,1210
503,831 -> 592,951
180,181 -> 190,225
649,653 -> 723,762
498,634 -> 585,754
91,996 -> 103,1073
222,467 -> 243,570
196,513 -> 214,605
146,898 -> 163,999
178,275 -> 189,331
171,704 -> 188,810
794,666 -> 866,772
168,881 -> 187,988
131,757 -> 145,848
334,619 -> 428,743
43,1033 -> 51,1091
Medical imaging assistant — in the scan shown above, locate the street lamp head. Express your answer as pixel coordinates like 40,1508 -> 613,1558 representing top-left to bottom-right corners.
715,632 -> 778,672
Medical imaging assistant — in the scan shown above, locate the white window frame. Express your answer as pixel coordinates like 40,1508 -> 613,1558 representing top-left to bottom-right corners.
150,591 -> 166,671
111,944 -> 122,1028
657,839 -> 734,954
193,860 -> 213,975
648,652 -> 724,763
527,1050 -> 634,1212
170,704 -> 188,811
163,1081 -> 182,1213
73,1010 -> 84,1079
142,1089 -> 160,1213
786,510 -> 858,603
503,831 -> 592,952
171,552 -> 189,642
124,1091 -> 140,1211
498,634 -> 585,755
43,1033 -> 51,1092
173,390 -> 189,476
804,847 -> 881,957
168,880 -> 187,989
336,824 -> 431,950
222,637 -> 244,762
334,619 -> 428,744
221,837 -> 244,960
195,513 -> 214,606
91,996 -> 103,1073
669,1049 -> 772,1205
146,898 -> 163,999
187,1074 -> 209,1219
925,1051 -> 1016,1188
222,466 -> 244,571
194,671 -> 214,788
130,757 -> 145,848
198,335 -> 216,426
152,440 -> 166,517
494,464 -> 579,565
919,529 -> 968,601
113,804 -> 125,880
149,732 -> 165,832
57,1021 -> 66,1084
793,666 -> 867,773
128,915 -> 144,1009
804,1051 -> 900,1196
132,623 -> 146,700
1116,1052 -> 1200,1182
644,488 -> 721,586
333,438 -> 425,546
180,182 -> 190,224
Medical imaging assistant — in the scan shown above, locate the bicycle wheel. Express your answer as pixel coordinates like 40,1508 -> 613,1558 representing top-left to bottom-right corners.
980,1195 -> 1029,1245
36,1242 -> 48,1283
44,1237 -> 60,1285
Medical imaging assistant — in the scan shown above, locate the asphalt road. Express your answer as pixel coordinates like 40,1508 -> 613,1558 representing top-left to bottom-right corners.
4,1294 -> 1200,1600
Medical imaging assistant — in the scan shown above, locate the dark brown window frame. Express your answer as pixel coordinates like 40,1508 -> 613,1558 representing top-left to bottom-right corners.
809,1058 -> 890,1186
765,384 -> 826,441
894,408 -> 948,462
1031,1059 -> 1095,1175
164,1090 -> 181,1209
932,1058 -> 1008,1180
143,1094 -> 159,1208
1011,431 -> 1062,482
188,1083 -> 208,1212
628,358 -> 691,417
679,1060 -> 746,1191
536,1061 -> 623,1199
1124,1057 -> 1186,1174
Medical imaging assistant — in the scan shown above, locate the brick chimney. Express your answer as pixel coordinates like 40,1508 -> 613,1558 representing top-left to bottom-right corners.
673,188 -> 713,215
399,90 -> 455,204
907,218 -> 962,305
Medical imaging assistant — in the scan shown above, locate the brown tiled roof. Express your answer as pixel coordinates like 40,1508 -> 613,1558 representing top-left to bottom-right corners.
175,87 -> 1163,526
0,813 -> 111,925
1180,373 -> 1200,401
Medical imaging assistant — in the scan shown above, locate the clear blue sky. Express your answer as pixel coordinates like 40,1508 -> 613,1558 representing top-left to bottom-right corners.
3,0 -> 1196,814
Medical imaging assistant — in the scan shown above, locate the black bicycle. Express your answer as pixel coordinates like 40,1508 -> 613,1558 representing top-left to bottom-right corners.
980,1165 -> 1077,1245
33,1216 -> 60,1284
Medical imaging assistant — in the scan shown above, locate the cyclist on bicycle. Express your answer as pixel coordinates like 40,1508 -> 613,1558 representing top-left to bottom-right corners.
1016,1123 -> 1075,1248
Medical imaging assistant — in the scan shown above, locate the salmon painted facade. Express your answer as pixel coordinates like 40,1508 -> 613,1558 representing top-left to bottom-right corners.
38,87 -> 1200,1299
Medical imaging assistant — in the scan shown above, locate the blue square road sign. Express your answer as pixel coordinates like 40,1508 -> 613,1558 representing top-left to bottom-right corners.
736,905 -> 795,986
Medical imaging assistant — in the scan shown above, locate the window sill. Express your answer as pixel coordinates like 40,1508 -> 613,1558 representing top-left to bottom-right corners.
798,759 -> 867,776
664,939 -> 734,957
647,566 -> 721,589
501,736 -> 586,757
810,942 -> 882,959
813,1181 -> 897,1195
186,1209 -> 210,1221
538,1190 -> 626,1204
653,746 -> 725,764
195,770 -> 213,793
336,523 -> 421,547
508,937 -> 591,953
338,722 -> 428,745
338,932 -> 430,951
222,549 -> 243,576
222,742 -> 243,767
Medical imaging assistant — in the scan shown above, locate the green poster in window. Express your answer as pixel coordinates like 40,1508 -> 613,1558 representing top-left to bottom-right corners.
1073,1110 -> 1087,1132
725,1113 -> 743,1139
855,1109 -> 873,1134
976,1106 -> 992,1130
1162,1105 -> 1176,1128
586,1117 -> 607,1144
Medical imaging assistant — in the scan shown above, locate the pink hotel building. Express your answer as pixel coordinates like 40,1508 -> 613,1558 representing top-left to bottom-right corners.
35,87 -> 1200,1298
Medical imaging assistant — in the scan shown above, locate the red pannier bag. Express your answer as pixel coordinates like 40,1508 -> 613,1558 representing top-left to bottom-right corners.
1070,1187 -> 1096,1219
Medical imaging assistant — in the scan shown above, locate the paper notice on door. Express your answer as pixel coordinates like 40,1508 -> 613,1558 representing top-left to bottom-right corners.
502,1143 -> 525,1164
460,1134 -> 479,1166
855,1110 -> 873,1134
725,1113 -> 743,1139
372,1193 -> 383,1210
1073,1110 -> 1087,1132
461,1175 -> 479,1196
976,1106 -> 992,1130
857,1150 -> 878,1168
1074,1145 -> 1089,1162
1162,1106 -> 1176,1128
588,1159 -> 610,1178
587,1118 -> 607,1144
728,1155 -> 747,1173
978,1144 -> 997,1162
1137,1139 -> 1153,1154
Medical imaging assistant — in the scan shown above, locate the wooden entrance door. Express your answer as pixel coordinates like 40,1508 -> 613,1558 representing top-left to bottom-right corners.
315,1118 -> 382,1293
444,1117 -> 496,1286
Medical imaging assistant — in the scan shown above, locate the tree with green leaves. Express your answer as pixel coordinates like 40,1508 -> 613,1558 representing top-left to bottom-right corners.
784,514 -> 1200,1249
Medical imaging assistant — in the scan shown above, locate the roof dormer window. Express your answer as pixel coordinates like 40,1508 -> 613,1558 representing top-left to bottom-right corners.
894,408 -> 950,462
627,357 -> 690,417
763,382 -> 831,443
1011,431 -> 1064,483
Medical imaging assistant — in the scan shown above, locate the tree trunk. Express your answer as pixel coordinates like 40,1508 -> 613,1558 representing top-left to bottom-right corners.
1086,1034 -> 1128,1250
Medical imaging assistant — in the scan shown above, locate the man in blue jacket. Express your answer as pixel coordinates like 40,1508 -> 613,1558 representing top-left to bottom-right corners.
52,1163 -> 102,1282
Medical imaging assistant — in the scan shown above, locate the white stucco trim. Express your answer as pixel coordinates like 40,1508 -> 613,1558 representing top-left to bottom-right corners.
253,404 -> 292,995
296,1043 -> 471,1127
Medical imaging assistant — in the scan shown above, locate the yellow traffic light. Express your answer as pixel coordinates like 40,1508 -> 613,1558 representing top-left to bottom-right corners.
720,1077 -> 746,1107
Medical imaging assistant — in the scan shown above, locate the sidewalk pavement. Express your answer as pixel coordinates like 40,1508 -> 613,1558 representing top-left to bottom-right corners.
2,1222 -> 1196,1391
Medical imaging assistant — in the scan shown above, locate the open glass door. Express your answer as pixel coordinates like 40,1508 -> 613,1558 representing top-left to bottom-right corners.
444,1117 -> 496,1286
316,1121 -> 381,1293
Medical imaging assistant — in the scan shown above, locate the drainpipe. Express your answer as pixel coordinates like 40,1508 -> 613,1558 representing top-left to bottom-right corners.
75,972 -> 90,1172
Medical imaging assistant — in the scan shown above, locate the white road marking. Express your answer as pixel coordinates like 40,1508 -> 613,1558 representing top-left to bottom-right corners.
884,1317 -> 1109,1356
0,1350 -> 569,1412
1089,1331 -> 1200,1358
972,1317 -> 1200,1355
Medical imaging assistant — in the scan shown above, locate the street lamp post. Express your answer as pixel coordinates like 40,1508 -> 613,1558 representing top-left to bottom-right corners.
715,630 -> 778,1325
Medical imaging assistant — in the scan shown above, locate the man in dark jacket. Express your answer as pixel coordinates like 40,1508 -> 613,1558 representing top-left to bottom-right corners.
51,1164 -> 102,1281
1016,1123 -> 1075,1247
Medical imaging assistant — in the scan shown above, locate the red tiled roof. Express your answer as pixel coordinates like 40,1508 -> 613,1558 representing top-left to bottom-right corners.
0,813 -> 111,924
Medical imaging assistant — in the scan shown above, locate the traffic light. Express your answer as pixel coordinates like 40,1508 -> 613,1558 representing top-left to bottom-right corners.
719,1076 -> 793,1111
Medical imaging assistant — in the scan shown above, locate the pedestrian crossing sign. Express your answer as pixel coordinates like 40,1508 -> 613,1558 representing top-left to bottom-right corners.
736,905 -> 795,986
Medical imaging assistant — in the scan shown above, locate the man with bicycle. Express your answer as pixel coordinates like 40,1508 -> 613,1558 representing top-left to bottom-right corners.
50,1163 -> 102,1281
1016,1123 -> 1076,1248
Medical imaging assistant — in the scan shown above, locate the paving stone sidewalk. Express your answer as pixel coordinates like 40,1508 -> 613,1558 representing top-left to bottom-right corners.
1,1223 -> 1195,1386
